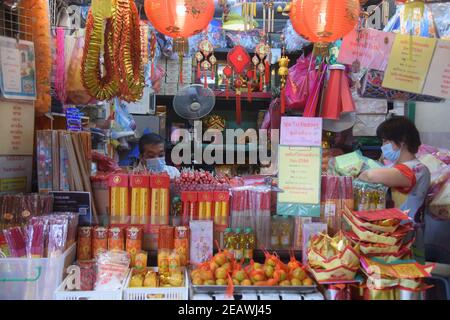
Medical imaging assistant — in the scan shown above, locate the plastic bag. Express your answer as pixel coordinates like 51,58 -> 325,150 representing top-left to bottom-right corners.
66,36 -> 94,104
430,3 -> 450,40
285,54 -> 317,113
282,20 -> 310,53
150,64 -> 165,94
95,250 -> 130,291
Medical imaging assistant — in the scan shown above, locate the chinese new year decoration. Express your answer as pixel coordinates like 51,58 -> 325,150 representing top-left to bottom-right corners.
252,38 -> 271,95
289,0 -> 360,44
195,37 -> 217,88
278,36 -> 289,115
144,0 -> 215,83
225,45 -> 251,125
81,0 -> 144,102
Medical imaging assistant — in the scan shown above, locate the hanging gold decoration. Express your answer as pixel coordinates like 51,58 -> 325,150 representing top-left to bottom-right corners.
81,0 -> 144,102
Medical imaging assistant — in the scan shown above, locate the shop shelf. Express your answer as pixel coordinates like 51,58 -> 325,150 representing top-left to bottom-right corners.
54,270 -> 129,300
123,267 -> 189,300
0,243 -> 76,300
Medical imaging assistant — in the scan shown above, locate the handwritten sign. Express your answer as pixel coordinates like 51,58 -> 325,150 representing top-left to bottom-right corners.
338,28 -> 395,71
0,101 -> 34,155
422,40 -> 450,100
280,117 -> 322,147
382,34 -> 437,94
278,146 -> 321,204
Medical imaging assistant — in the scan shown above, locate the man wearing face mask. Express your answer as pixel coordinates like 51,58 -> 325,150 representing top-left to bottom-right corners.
135,133 -> 180,179
358,117 -> 430,262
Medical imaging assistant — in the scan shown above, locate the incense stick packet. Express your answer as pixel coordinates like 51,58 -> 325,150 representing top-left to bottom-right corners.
47,217 -> 68,257
3,227 -> 27,257
26,222 -> 45,258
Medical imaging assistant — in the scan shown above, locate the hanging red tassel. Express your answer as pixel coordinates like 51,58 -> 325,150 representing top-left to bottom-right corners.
259,73 -> 263,92
253,65 -> 257,81
211,65 -> 214,81
236,93 -> 242,125
197,62 -> 201,80
204,71 -> 208,88
248,81 -> 252,102
265,60 -> 270,84
280,87 -> 286,114
225,78 -> 229,99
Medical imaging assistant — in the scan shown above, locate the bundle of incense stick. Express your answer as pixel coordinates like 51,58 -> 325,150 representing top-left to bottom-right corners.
230,185 -> 272,247
36,130 -> 97,223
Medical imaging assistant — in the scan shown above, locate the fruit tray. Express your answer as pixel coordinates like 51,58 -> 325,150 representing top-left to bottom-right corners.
188,276 -> 318,294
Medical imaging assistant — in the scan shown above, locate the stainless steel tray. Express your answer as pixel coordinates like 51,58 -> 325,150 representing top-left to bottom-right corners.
191,284 -> 318,294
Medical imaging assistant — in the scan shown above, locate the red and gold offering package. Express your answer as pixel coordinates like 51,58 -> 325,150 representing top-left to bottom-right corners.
150,174 -> 170,225
77,226 -> 92,260
109,174 -> 130,223
181,191 -> 198,224
108,227 -> 124,251
174,226 -> 189,266
135,250 -> 148,269
198,192 -> 214,220
126,227 -> 143,267
92,226 -> 108,257
157,226 -> 175,275
213,191 -> 230,226
130,174 -> 150,224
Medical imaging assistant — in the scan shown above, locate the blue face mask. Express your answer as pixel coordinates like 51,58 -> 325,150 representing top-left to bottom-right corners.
146,157 -> 166,172
381,143 -> 401,162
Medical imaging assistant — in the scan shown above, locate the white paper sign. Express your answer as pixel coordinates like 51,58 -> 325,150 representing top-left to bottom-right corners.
0,47 -> 21,92
422,40 -> 450,100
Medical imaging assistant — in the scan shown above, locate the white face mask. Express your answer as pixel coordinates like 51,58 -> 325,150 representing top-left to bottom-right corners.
146,157 -> 165,172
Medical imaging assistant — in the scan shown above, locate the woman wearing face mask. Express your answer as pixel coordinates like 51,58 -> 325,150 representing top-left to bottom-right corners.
135,133 -> 180,179
358,117 -> 430,262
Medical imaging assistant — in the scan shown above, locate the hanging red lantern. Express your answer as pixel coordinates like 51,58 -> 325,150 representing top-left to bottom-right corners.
289,0 -> 360,44
144,0 -> 215,82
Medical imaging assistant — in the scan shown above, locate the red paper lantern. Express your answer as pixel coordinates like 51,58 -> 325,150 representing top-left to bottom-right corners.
289,0 -> 360,43
144,0 -> 215,38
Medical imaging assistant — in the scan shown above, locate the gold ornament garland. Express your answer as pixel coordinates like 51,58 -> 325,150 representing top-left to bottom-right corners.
82,0 -> 144,102
82,12 -> 119,101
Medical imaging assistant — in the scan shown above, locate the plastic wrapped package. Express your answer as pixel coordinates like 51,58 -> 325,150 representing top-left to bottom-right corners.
430,3 -> 450,40
429,181 -> 450,220
3,227 -> 27,257
230,185 -> 272,248
353,179 -> 388,211
353,114 -> 387,137
77,226 -> 92,261
285,54 -> 317,113
76,260 -> 97,291
66,36 -> 94,104
25,222 -> 45,258
282,20 -> 310,53
225,30 -> 260,51
384,3 -> 437,38
95,250 -> 130,291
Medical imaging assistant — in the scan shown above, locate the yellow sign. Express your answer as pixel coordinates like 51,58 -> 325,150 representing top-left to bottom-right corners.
382,34 -> 437,94
278,146 -> 321,204
0,101 -> 34,155
0,177 -> 27,192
